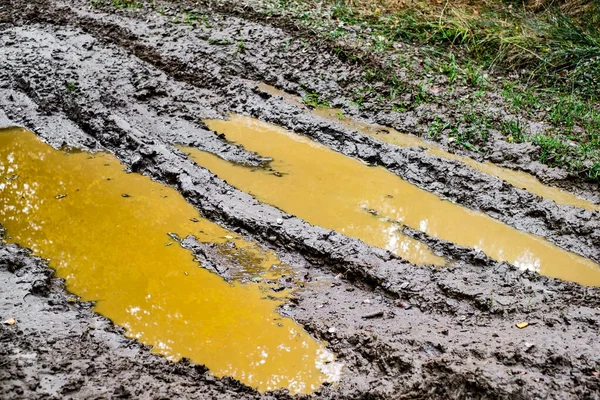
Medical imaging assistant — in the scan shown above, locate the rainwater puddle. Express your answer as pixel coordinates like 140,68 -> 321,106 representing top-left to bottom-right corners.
257,83 -> 600,212
185,115 -> 600,286
0,127 -> 342,394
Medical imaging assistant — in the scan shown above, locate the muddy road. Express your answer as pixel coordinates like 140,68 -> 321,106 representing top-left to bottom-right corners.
1,1 -> 599,399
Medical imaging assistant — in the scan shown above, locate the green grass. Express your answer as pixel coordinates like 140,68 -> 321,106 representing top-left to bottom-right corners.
207,39 -> 232,45
260,0 -> 600,182
96,0 -> 600,182
234,41 -> 246,55
64,80 -> 79,93
89,0 -> 142,9
302,92 -> 330,108
268,0 -> 600,97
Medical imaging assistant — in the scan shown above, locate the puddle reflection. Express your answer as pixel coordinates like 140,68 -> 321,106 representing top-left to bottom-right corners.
186,115 -> 600,286
0,127 -> 341,394
258,83 -> 600,212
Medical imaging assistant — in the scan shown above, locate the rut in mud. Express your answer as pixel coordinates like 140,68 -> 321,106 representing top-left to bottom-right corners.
0,0 -> 599,399
258,84 -> 600,213
0,127 -> 341,394
188,115 -> 600,285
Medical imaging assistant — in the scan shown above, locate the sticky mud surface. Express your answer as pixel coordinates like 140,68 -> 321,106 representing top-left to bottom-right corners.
1,0 -> 599,399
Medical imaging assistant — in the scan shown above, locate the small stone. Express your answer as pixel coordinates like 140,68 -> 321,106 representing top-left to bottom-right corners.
524,342 -> 535,352
328,326 -> 336,333
276,218 -> 283,225
395,300 -> 412,310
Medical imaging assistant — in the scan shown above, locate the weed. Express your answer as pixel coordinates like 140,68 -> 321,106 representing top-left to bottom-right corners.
441,53 -> 458,83
391,103 -> 406,113
65,80 -> 79,93
302,92 -> 330,108
183,11 -> 201,25
501,118 -> 527,143
464,62 -> 485,88
427,117 -> 448,139
89,0 -> 140,8
533,134 -> 572,166
112,0 -> 140,9
501,83 -> 542,114
234,41 -> 245,55
208,38 -> 232,45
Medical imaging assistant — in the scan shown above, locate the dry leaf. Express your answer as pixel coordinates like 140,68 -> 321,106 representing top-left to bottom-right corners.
3,318 -> 16,325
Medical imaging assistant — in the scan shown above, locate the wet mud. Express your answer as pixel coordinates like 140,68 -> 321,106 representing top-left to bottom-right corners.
187,115 -> 600,286
0,0 -> 599,399
258,83 -> 600,213
0,127 -> 340,394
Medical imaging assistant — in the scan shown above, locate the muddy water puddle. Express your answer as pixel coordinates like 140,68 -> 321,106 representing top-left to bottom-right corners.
0,127 -> 341,394
257,83 -> 600,212
186,115 -> 600,286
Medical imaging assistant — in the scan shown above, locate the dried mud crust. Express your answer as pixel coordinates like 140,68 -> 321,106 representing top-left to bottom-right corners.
0,1 -> 599,399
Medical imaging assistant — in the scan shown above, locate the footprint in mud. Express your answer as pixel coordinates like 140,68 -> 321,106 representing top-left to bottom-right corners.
184,115 -> 600,286
0,127 -> 342,395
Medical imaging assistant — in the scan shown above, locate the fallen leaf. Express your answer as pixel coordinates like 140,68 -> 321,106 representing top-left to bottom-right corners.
3,318 -> 16,325
516,321 -> 529,329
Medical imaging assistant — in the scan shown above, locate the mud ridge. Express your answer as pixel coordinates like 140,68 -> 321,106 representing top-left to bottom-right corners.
11,0 -> 597,265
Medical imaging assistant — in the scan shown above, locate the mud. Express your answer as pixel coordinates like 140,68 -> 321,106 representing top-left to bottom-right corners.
0,127 -> 340,394
1,0 -> 599,399
258,83 -> 600,213
190,115 -> 600,285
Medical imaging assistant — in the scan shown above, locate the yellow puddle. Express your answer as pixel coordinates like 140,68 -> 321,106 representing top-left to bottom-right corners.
0,127 -> 342,394
185,115 -> 600,286
257,83 -> 600,212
